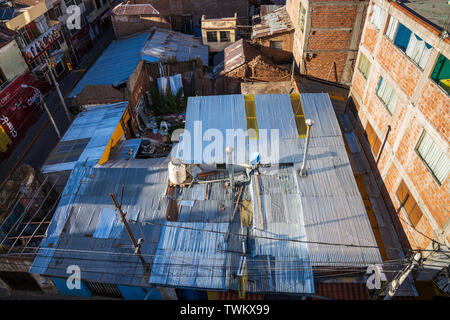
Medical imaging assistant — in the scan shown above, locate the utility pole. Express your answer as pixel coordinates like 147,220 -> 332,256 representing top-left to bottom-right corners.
21,85 -> 61,139
46,58 -> 72,122
110,193 -> 150,278
383,252 -> 422,300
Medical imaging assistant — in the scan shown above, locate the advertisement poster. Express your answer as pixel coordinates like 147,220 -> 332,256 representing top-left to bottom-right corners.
22,25 -> 61,64
0,71 -> 50,154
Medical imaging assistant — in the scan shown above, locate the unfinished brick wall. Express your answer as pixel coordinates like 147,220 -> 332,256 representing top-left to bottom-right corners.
307,30 -> 351,51
310,3 -> 357,28
255,32 -> 294,64
304,51 -> 348,82
416,80 -> 450,142
395,116 -> 449,230
376,38 -> 422,99
361,23 -> 378,55
351,68 -> 367,101
383,163 -> 434,249
287,0 -> 367,85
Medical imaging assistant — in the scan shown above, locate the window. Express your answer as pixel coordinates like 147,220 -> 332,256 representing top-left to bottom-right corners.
298,2 -> 306,33
431,54 -> 450,95
405,34 -> 432,69
370,4 -> 385,30
416,131 -> 449,185
206,31 -> 217,42
85,281 -> 123,299
270,41 -> 283,50
34,15 -> 49,35
376,77 -> 397,114
392,22 -> 432,70
396,180 -> 424,228
385,16 -> 398,40
357,53 -> 371,79
220,31 -> 230,42
364,122 -> 381,156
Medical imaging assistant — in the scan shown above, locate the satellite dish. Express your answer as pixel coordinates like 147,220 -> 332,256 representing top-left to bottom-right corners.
249,152 -> 261,165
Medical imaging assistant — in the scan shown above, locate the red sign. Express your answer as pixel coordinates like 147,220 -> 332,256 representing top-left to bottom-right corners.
0,70 -> 50,154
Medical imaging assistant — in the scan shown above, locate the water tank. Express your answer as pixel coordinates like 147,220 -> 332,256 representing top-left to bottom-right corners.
168,159 -> 186,185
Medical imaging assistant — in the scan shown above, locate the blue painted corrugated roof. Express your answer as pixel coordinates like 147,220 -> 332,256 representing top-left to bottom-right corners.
69,33 -> 150,99
42,102 -> 128,174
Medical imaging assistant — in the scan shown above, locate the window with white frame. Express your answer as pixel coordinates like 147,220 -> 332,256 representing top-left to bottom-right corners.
376,76 -> 397,114
358,53 -> 371,79
370,4 -> 385,30
385,16 -> 398,40
416,131 -> 449,185
390,21 -> 432,70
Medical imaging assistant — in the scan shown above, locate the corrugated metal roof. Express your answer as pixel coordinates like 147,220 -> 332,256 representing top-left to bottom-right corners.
30,158 -> 170,286
248,168 -> 314,294
42,102 -> 128,174
141,28 -> 209,66
32,93 -> 383,296
213,39 -> 261,76
69,33 -> 150,99
252,6 -> 293,39
176,93 -> 347,165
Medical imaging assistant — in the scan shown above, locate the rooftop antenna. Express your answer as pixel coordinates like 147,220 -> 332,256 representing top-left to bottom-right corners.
300,119 -> 314,177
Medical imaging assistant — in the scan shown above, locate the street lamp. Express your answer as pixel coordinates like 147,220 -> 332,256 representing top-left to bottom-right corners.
21,84 -> 62,139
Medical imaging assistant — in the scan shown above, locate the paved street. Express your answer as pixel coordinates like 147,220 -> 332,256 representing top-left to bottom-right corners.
0,27 -> 114,188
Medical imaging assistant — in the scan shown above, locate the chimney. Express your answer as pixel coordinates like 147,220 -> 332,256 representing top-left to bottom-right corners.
299,119 -> 314,177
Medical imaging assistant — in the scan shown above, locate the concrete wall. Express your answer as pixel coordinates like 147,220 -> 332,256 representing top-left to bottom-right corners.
349,0 -> 450,253
201,16 -> 237,53
287,0 -> 368,85
112,15 -> 171,39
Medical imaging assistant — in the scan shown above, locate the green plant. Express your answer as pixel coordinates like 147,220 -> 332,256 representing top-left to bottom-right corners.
146,84 -> 187,116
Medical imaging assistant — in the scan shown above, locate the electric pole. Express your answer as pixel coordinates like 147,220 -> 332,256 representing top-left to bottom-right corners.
110,193 -> 150,278
21,85 -> 61,139
383,252 -> 422,300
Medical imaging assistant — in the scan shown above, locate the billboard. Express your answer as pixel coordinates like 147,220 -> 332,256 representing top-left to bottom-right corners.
0,71 -> 50,154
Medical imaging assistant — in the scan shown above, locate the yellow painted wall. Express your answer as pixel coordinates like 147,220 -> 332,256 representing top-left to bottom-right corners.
201,18 -> 237,52
5,2 -> 48,31
0,125 -> 12,153
98,109 -> 130,165
0,41 -> 29,81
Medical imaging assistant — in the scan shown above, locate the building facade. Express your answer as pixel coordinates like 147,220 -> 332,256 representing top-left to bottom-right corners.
111,3 -> 171,39
133,0 -> 249,36
201,14 -> 238,53
251,6 -> 294,64
286,0 -> 368,85
4,0 -> 72,78
348,0 -> 450,280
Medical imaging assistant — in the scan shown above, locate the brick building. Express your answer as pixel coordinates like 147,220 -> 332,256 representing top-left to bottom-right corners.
133,0 -> 249,35
111,3 -> 171,39
286,0 -> 369,85
251,6 -> 294,64
348,0 -> 449,280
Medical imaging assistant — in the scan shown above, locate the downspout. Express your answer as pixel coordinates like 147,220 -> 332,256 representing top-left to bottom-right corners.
376,125 -> 391,165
